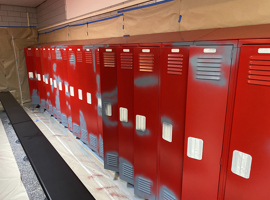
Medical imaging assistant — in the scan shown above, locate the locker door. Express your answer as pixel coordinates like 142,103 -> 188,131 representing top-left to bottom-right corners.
57,48 -> 69,128
34,48 -> 46,109
133,47 -> 160,200
182,45 -> 233,200
25,47 -> 40,104
94,47 -> 104,158
50,48 -> 58,119
117,46 -> 135,184
41,47 -> 50,111
157,46 -> 189,200
100,47 -> 119,172
224,45 -> 270,200
67,47 -> 80,136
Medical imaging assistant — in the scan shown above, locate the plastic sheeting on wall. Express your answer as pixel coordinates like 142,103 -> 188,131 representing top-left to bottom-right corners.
88,15 -> 124,39
68,24 -> 88,40
179,0 -> 270,31
123,0 -> 180,36
0,27 -> 38,104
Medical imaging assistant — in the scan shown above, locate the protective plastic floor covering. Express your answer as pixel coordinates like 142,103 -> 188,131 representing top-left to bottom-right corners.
0,119 -> 29,200
23,104 -> 143,200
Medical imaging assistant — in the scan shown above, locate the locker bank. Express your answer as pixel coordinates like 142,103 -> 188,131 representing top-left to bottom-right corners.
1,0 -> 270,200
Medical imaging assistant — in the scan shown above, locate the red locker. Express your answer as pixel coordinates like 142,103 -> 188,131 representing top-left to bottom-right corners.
94,46 -> 104,158
157,44 -> 190,200
50,47 -> 59,119
117,45 -> 136,184
25,47 -> 40,104
34,47 -> 46,109
224,42 -> 270,200
58,47 -> 71,129
182,42 -> 238,200
100,47 -> 119,172
133,46 -> 160,199
67,46 -> 81,137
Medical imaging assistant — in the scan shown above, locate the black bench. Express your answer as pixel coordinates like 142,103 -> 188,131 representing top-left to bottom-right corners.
0,92 -> 95,200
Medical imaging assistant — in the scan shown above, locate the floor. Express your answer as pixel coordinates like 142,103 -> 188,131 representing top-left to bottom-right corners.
0,103 -> 143,200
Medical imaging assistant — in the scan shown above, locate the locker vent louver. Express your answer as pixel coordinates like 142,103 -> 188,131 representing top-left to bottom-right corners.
63,51 -> 67,60
52,51 -> 56,60
77,51 -> 83,62
100,139 -> 104,157
85,51 -> 93,64
167,54 -> 183,75
107,153 -> 117,167
73,123 -> 80,135
27,49 -> 33,56
36,50 -> 40,57
43,50 -> 47,58
103,52 -> 115,67
163,190 -> 176,200
121,53 -> 133,69
90,134 -> 97,150
68,52 -> 75,63
122,163 -> 134,180
248,55 -> 270,86
96,53 -> 100,65
61,114 -> 68,127
196,56 -> 222,80
139,53 -> 154,72
138,177 -> 151,195
81,128 -> 88,144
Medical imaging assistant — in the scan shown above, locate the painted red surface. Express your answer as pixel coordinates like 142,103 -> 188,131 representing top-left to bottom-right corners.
157,46 -> 189,200
224,44 -> 270,200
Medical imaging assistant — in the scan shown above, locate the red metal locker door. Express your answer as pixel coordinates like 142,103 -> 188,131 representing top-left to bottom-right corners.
25,47 -> 40,104
57,47 -> 70,128
67,46 -> 80,136
34,47 -> 46,109
133,46 -> 160,200
117,46 -> 135,184
224,45 -> 270,200
94,47 -> 104,158
46,47 -> 54,115
182,45 -> 233,200
50,47 -> 59,119
157,46 -> 189,200
100,47 -> 119,172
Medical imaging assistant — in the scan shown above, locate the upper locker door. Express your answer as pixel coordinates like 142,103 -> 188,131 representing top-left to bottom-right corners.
133,46 -> 160,200
224,45 -> 270,200
182,45 -> 233,200
157,46 -> 189,200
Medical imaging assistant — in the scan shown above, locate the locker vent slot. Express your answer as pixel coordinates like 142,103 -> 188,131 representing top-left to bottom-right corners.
100,139 -> 104,157
85,51 -> 93,64
61,114 -> 68,127
90,134 -> 97,150
121,53 -> 133,69
63,51 -> 67,60
107,153 -> 117,167
77,51 -> 83,62
231,150 -> 252,179
27,49 -> 33,56
139,53 -> 154,72
96,53 -> 100,65
248,55 -> 270,86
122,163 -> 133,179
51,51 -> 56,60
167,54 -> 183,75
43,50 -> 47,58
163,190 -> 176,200
73,123 -> 80,135
138,177 -> 151,195
103,52 -> 115,67
68,52 -> 75,63
81,128 -> 88,144
196,56 -> 222,80
36,49 -> 40,57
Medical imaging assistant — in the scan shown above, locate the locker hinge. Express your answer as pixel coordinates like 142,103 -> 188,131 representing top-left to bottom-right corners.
220,157 -> 222,165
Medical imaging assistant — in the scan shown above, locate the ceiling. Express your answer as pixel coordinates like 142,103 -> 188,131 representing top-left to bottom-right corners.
0,0 -> 46,7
